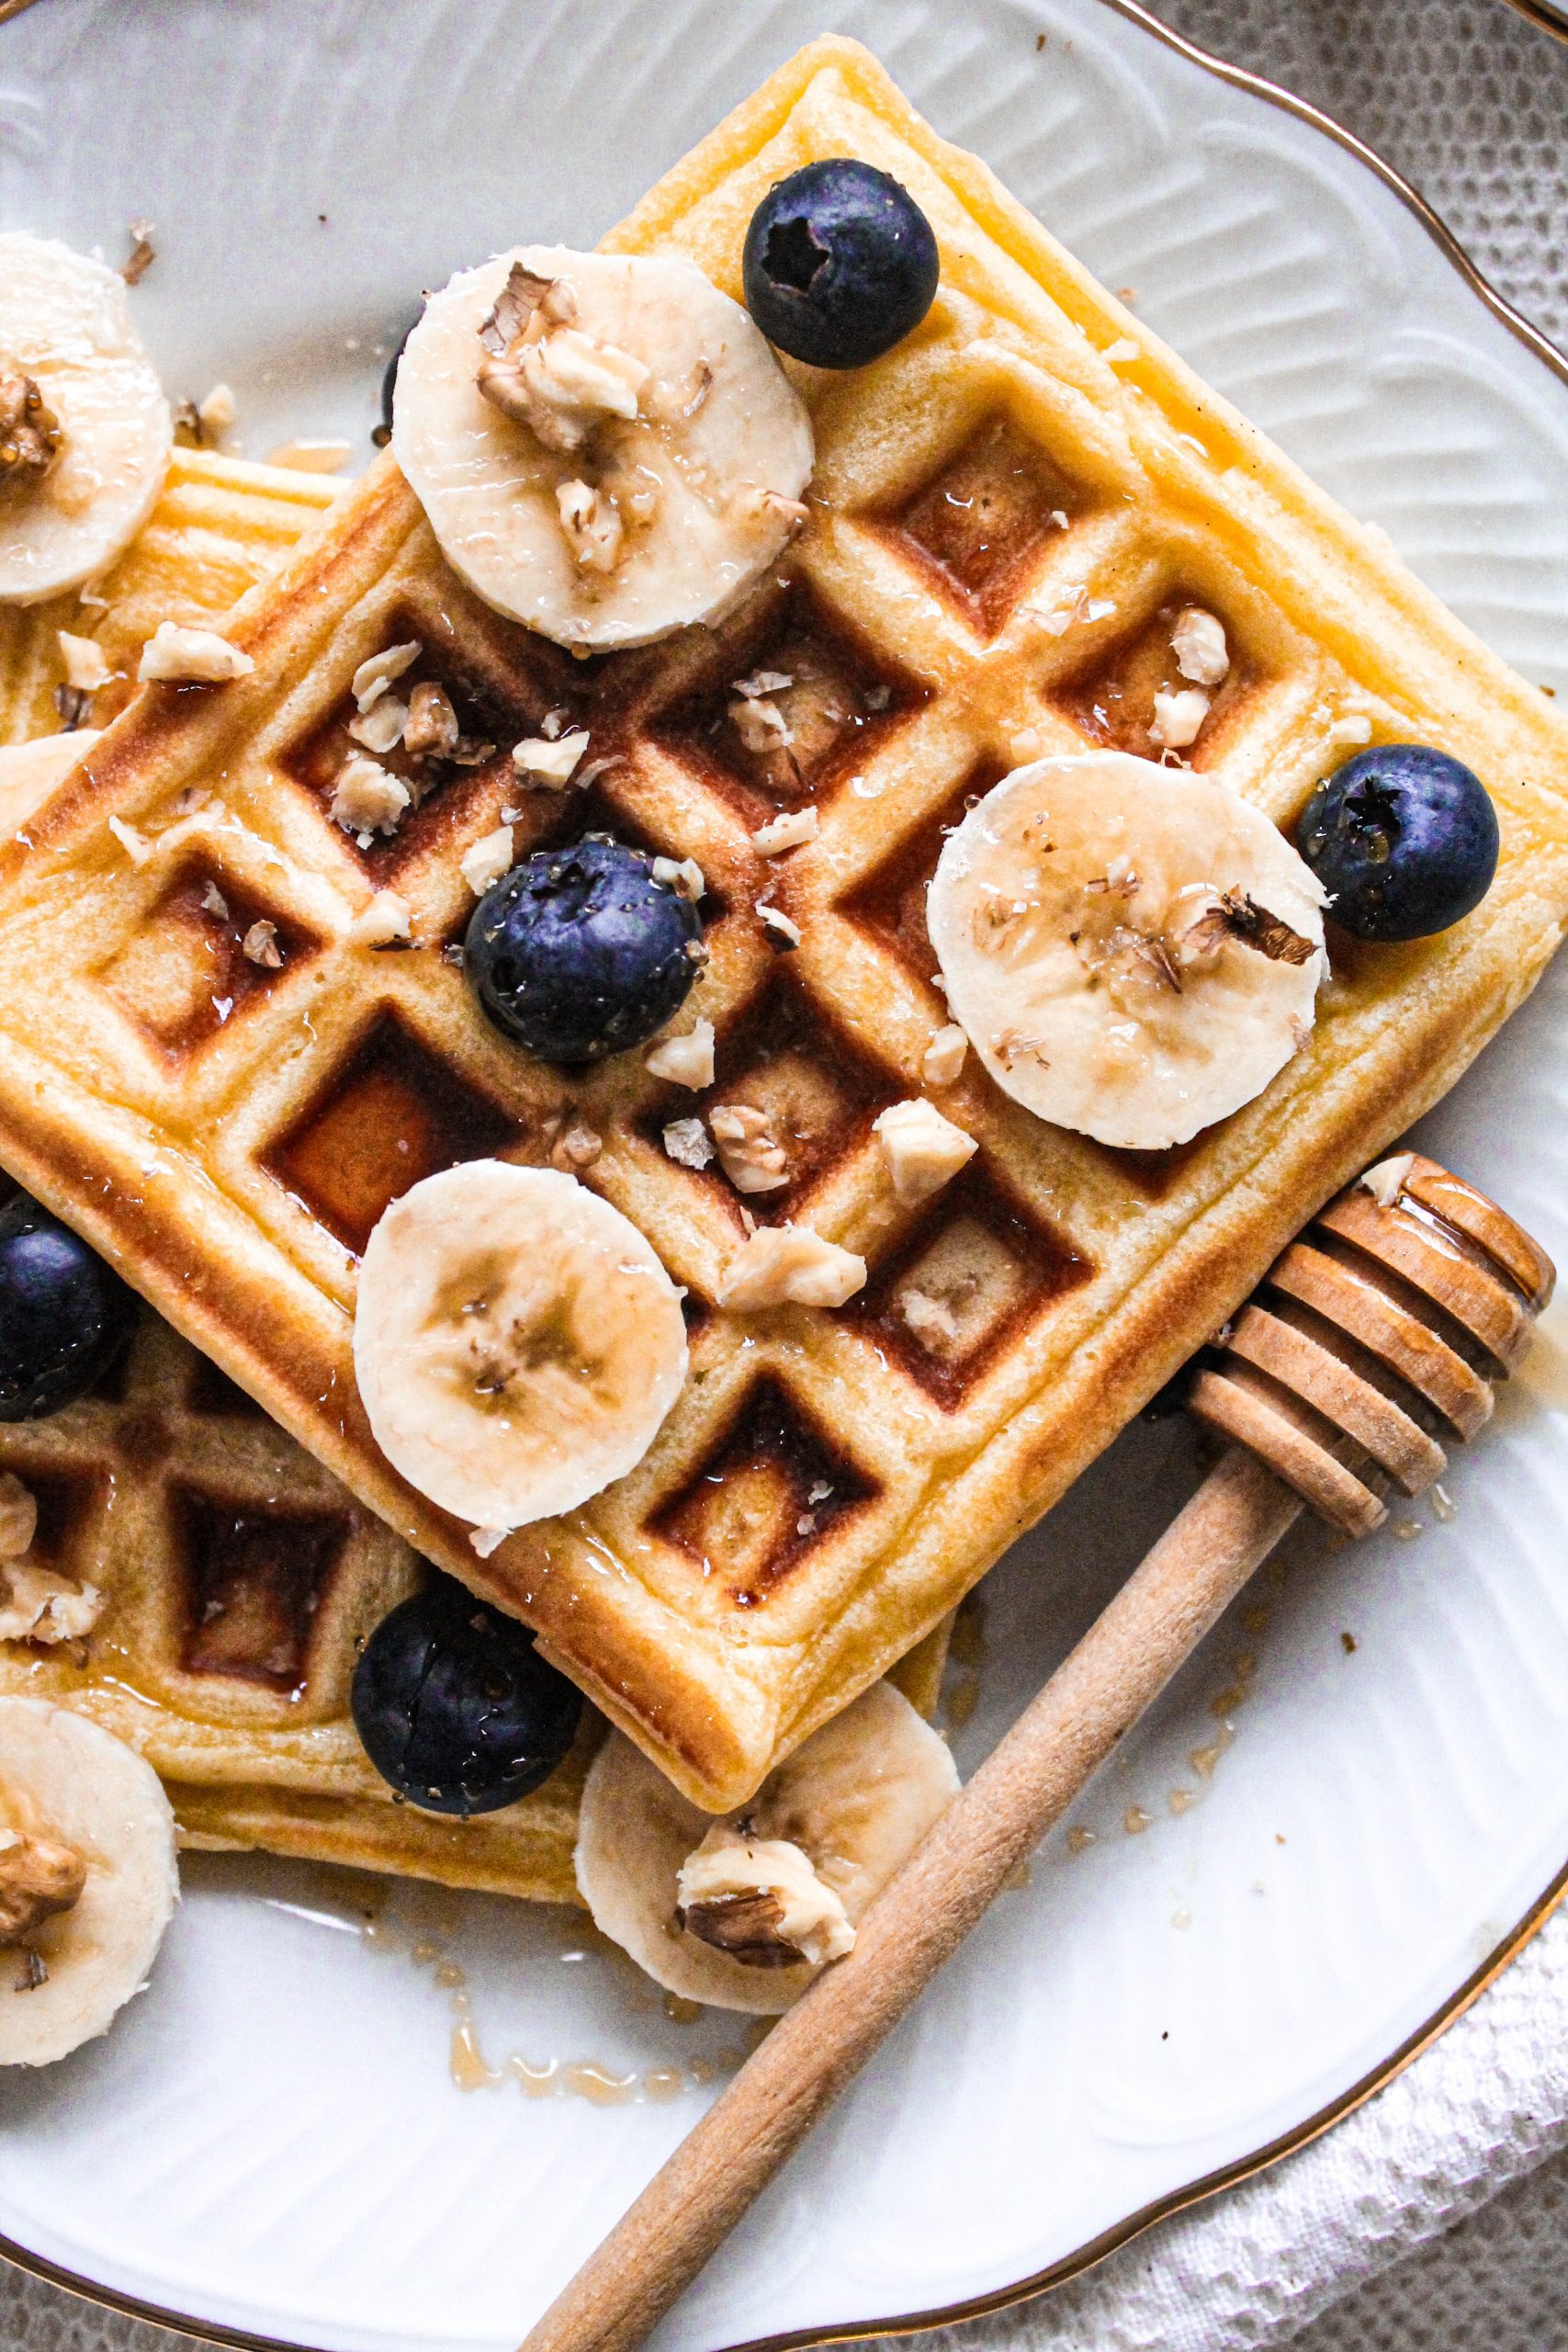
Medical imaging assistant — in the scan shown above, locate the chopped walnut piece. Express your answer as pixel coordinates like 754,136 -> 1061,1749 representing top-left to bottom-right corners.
1170,606 -> 1230,687
138,622 -> 254,684
662,1116 -> 716,1171
651,854 -> 705,902
676,1825 -> 853,1968
460,823 -> 514,898
200,880 -> 230,920
347,695 -> 408,755
513,729 -> 590,789
1183,890 -> 1316,968
107,815 -> 152,866
0,1829 -> 86,1948
921,1024 -> 968,1088
352,641 -> 421,711
1360,1152 -> 1416,1209
399,680 -> 458,761
120,220 -> 156,285
896,1285 -> 962,1351
242,920 -> 283,969
197,382 -> 237,441
756,900 -> 801,951
873,1099 -> 977,1205
0,1560 -> 103,1644
0,368 -> 62,496
477,290 -> 649,454
479,262 -> 564,354
330,754 -> 411,839
709,1103 -> 788,1194
717,1223 -> 866,1311
752,805 -> 818,856
1148,686 -> 1210,750
728,690 -> 793,755
57,630 -> 109,693
557,477 -> 625,572
644,1018 -> 715,1090
550,1123 -> 603,1172
347,889 -> 412,947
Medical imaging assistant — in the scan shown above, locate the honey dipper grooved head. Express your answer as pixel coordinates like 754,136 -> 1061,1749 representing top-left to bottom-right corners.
1187,1154 -> 1554,1536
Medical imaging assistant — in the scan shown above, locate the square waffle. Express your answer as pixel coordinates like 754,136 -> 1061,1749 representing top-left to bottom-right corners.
0,446 -> 341,744
0,1300 -> 950,1897
0,1303 -> 589,1901
0,37 -> 1563,1812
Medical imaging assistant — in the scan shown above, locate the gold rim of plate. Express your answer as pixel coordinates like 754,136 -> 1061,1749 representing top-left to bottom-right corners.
3,4 -> 1567,2349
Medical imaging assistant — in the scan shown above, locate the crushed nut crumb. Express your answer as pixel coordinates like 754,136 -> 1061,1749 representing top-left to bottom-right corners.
107,814 -> 152,865
138,621 -> 254,684
402,680 -> 459,760
709,1103 -> 788,1194
347,695 -> 409,755
1170,606 -> 1230,687
873,1098 -> 977,1204
460,823 -> 514,897
347,889 -> 412,947
644,1019 -> 715,1090
330,754 -> 411,839
756,900 -> 800,950
662,1116 -> 716,1170
751,805 -> 818,856
200,879 -> 230,920
120,220 -> 156,285
1148,686 -> 1210,750
513,729 -> 590,788
352,641 -> 420,711
921,1023 -> 968,1087
717,1223 -> 866,1310
242,919 -> 283,969
57,630 -> 109,693
550,1123 -> 603,1172
651,854 -> 705,902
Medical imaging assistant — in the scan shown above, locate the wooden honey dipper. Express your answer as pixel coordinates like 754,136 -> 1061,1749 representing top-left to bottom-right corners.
520,1152 -> 1554,2352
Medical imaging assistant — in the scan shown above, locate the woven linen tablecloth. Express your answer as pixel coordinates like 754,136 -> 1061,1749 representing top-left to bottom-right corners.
5,2 -> 1568,2348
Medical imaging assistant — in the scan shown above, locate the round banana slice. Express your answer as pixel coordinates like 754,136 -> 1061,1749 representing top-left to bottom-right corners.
0,729 -> 101,832
392,244 -> 814,650
0,1698 -> 179,2067
928,750 -> 1326,1151
575,1681 -> 959,2014
354,1159 -> 688,1539
0,234 -> 173,605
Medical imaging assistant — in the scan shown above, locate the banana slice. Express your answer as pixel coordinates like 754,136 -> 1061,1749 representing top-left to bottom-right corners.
575,1682 -> 959,2014
928,750 -> 1326,1151
0,234 -> 173,605
353,1159 -> 688,1541
0,1698 -> 178,2066
0,730 -> 101,832
392,245 -> 814,650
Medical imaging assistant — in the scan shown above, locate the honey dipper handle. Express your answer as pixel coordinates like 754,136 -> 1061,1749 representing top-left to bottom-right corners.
518,1445 -> 1303,2352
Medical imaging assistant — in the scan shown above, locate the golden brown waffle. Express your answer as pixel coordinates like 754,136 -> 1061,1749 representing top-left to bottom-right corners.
0,447 -> 341,745
0,38 -> 1563,1811
0,1304 -> 950,1897
0,1305 -> 592,1900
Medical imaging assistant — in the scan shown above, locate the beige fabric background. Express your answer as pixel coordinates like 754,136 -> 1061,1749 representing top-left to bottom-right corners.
4,1 -> 1568,2346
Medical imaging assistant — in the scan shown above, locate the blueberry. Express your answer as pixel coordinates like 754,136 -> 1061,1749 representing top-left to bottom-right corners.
1296,744 -> 1499,943
742,160 -> 939,369
0,1193 -> 136,1421
466,834 -> 705,1063
351,1575 -> 581,1815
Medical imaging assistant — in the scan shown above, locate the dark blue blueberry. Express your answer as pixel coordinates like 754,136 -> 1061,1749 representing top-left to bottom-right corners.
742,160 -> 939,369
0,1193 -> 136,1421
466,833 -> 705,1063
1296,744 -> 1499,943
351,1575 -> 581,1815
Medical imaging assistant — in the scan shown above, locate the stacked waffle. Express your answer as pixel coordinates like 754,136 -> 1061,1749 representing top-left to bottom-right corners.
0,37 -> 1563,1833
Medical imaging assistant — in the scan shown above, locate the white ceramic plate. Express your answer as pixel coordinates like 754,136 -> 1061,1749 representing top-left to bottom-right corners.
4,2 -> 1568,2346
